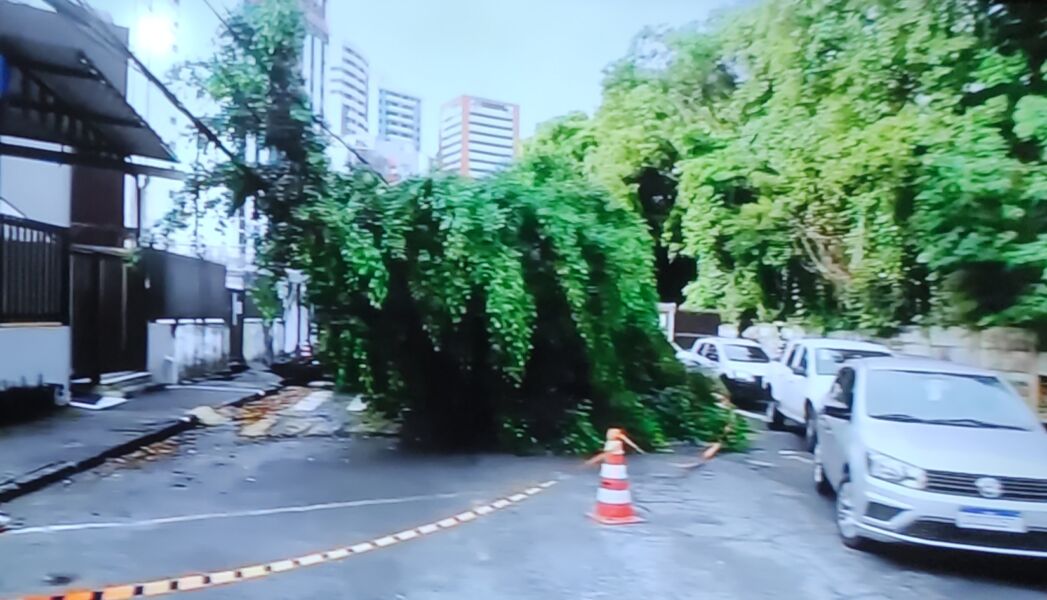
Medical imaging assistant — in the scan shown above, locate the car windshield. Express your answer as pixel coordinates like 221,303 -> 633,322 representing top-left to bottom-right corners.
866,370 -> 1036,431
724,344 -> 769,363
815,348 -> 889,375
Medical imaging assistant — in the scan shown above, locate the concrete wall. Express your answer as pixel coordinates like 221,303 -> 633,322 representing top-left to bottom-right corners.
0,144 -> 72,227
243,318 -> 274,363
0,326 -> 71,402
243,318 -> 289,364
741,323 -> 1044,416
147,319 -> 230,384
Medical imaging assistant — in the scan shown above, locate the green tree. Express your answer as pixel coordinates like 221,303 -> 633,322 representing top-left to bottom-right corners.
173,0 -> 747,453
534,0 -> 1047,334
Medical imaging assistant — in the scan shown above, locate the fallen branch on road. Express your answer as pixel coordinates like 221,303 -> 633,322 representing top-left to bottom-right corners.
671,393 -> 738,470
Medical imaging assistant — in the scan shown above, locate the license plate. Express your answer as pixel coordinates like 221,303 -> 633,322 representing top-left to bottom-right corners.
956,508 -> 1026,533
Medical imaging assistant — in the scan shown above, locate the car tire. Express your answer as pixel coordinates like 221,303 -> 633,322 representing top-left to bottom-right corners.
767,397 -> 786,431
836,473 -> 869,551
813,442 -> 833,496
803,402 -> 817,452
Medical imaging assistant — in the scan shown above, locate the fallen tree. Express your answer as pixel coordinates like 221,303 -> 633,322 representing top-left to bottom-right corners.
168,0 -> 747,453
301,168 -> 747,452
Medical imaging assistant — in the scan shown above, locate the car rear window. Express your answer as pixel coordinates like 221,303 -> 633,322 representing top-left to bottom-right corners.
724,344 -> 769,363
815,348 -> 889,375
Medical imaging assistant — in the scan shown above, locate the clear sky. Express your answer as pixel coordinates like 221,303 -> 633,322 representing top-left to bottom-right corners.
327,0 -> 738,161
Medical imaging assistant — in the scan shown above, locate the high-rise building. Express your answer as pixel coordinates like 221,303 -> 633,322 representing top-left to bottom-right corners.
437,95 -> 520,178
299,0 -> 329,119
378,89 -> 422,151
331,43 -> 369,145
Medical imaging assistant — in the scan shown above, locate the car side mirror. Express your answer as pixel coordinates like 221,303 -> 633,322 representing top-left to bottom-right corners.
823,402 -> 851,420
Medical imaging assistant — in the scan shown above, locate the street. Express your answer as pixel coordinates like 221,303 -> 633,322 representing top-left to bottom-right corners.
1,414 -> 1044,599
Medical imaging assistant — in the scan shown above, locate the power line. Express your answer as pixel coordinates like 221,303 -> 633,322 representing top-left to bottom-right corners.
199,0 -> 387,184
43,0 -> 251,176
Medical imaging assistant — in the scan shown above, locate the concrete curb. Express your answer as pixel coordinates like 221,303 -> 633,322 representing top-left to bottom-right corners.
0,384 -> 280,505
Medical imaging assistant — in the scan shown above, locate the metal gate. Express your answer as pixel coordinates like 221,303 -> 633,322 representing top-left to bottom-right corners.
71,248 -> 146,382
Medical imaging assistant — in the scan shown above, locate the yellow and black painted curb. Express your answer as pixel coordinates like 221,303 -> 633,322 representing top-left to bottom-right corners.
9,480 -> 557,600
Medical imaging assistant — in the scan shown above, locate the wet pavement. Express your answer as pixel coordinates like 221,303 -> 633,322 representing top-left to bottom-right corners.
0,371 -> 280,502
1,415 -> 1044,599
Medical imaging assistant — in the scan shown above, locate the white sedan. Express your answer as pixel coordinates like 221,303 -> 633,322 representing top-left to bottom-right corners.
814,357 -> 1047,557
677,337 -> 773,405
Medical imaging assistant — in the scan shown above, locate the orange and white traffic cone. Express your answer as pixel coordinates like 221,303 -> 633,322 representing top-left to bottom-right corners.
588,428 -> 644,525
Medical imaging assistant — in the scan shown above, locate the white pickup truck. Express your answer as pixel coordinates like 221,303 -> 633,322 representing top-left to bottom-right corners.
764,338 -> 892,450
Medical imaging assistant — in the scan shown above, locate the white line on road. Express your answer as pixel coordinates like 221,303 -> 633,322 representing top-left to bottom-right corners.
7,491 -> 465,536
734,408 -> 770,423
165,385 -> 267,394
782,455 -> 814,464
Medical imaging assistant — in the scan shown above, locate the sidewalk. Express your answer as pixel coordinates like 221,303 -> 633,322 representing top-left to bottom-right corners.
0,370 -> 282,503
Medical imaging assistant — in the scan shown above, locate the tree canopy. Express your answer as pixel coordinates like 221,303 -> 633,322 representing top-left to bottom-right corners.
171,0 -> 747,453
526,0 -> 1047,334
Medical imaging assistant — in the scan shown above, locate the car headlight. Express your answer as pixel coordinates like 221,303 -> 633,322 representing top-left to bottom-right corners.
867,452 -> 926,489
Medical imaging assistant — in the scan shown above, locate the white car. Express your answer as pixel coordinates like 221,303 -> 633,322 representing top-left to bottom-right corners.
814,357 -> 1047,557
765,338 -> 892,449
678,337 -> 773,405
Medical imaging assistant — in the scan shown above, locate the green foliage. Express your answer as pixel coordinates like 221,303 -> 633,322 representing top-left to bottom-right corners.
248,274 -> 283,324
644,374 -> 749,452
308,169 -> 732,451
528,0 -> 1047,333
174,0 -> 741,453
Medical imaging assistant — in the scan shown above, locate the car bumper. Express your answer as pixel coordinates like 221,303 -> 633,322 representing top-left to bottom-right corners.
722,377 -> 764,399
853,476 -> 1047,558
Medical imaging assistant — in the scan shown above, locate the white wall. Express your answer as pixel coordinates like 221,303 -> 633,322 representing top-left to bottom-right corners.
0,326 -> 71,401
0,143 -> 72,227
244,318 -> 268,363
147,319 -> 230,384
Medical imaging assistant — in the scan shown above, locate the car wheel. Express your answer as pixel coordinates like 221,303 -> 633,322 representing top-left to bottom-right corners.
767,397 -> 786,431
836,474 -> 868,551
813,442 -> 833,496
803,402 -> 817,452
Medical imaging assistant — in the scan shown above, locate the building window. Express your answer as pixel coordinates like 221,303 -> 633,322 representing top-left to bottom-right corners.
470,131 -> 514,145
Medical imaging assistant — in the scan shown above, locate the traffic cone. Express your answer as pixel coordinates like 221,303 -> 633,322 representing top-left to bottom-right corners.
588,428 -> 644,525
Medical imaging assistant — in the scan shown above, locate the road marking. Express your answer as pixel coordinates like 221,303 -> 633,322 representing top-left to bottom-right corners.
5,481 -> 557,600
777,450 -> 815,464
734,408 -> 770,423
7,492 -> 465,536
165,385 -> 266,395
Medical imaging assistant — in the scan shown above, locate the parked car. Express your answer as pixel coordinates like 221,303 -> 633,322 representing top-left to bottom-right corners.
765,338 -> 892,449
677,337 -> 773,404
813,357 -> 1047,557
673,338 -> 705,370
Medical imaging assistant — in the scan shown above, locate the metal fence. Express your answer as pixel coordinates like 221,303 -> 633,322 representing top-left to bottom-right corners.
0,214 -> 69,323
140,248 -> 229,321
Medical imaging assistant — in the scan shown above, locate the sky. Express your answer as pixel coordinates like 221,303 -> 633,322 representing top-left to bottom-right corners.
327,0 -> 739,160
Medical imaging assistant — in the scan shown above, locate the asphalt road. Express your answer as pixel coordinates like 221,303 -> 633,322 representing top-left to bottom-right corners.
1,417 -> 1045,599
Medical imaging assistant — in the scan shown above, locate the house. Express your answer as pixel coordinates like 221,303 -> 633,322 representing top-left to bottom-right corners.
0,1 -> 233,414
